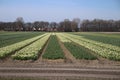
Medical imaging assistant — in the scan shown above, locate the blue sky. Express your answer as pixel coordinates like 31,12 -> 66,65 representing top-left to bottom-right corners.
0,0 -> 120,22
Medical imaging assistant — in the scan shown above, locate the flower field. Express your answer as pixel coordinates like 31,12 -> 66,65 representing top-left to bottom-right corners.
12,33 -> 50,60
0,32 -> 120,61
57,33 -> 120,61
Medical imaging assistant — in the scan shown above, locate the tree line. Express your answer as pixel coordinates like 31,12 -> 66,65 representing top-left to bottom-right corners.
0,17 -> 120,32
80,19 -> 120,32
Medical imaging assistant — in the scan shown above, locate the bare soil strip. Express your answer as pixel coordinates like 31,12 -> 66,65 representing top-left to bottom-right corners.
0,67 -> 120,80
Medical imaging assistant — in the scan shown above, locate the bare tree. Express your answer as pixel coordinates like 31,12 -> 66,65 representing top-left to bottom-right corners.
15,17 -> 24,31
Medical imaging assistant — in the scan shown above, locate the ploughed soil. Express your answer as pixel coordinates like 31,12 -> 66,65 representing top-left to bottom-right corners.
0,59 -> 120,80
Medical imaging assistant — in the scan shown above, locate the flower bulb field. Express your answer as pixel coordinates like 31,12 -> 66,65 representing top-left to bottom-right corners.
0,32 -> 120,80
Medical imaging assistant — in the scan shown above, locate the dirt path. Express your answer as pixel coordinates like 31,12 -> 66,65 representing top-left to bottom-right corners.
0,67 -> 120,80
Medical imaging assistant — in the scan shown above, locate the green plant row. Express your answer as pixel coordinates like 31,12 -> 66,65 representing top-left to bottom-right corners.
64,42 -> 97,60
42,33 -> 65,59
12,33 -> 50,60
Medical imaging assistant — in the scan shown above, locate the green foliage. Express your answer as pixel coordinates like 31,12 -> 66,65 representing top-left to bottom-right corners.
64,42 -> 97,60
42,35 -> 65,59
